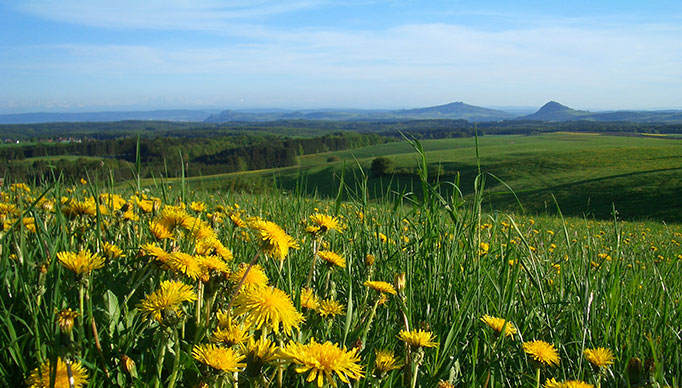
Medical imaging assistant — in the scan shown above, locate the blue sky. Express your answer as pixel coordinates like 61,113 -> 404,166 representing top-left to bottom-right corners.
1,0 -> 682,113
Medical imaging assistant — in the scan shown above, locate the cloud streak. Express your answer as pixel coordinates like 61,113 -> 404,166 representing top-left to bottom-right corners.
3,1 -> 682,110
14,0 -> 327,31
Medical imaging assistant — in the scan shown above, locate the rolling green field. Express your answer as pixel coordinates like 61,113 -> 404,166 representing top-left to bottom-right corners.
1,171 -> 680,387
176,133 -> 682,222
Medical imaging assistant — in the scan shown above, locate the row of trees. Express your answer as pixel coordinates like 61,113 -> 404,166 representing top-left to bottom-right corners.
3,118 -> 681,142
1,132 -> 389,183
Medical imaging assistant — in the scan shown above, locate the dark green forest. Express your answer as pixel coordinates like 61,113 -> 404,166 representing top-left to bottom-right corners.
2,118 -> 681,184
0,132 -> 388,183
2,118 -> 682,141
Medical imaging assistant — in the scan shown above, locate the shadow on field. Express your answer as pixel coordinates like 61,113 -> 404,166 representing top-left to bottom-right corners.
268,164 -> 682,223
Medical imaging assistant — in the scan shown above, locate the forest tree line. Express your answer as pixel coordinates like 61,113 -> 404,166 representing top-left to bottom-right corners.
2,118 -> 682,142
0,132 -> 388,183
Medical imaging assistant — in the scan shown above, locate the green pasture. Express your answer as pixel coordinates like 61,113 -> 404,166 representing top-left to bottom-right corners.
10,155 -> 105,164
172,133 -> 682,222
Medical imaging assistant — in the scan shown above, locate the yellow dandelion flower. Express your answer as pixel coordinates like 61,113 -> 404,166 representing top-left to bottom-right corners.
480,314 -> 517,338
167,252 -> 202,280
158,206 -> 189,230
279,338 -> 364,388
195,236 -> 232,261
374,349 -> 402,374
437,381 -> 456,388
196,255 -> 229,282
309,213 -> 343,233
523,340 -> 560,367
137,280 -> 197,323
140,243 -> 172,264
27,357 -> 89,388
98,193 -> 126,212
241,336 -> 280,367
317,299 -> 345,318
363,280 -> 397,295
301,288 -> 320,310
212,323 -> 251,347
135,197 -> 157,213
22,217 -> 36,233
190,201 -> 206,212
584,347 -> 614,368
101,242 -> 125,259
229,264 -> 269,289
398,329 -> 439,348
55,308 -> 79,335
317,250 -> 346,268
544,378 -> 595,388
10,183 -> 31,193
182,216 -> 207,235
149,221 -> 174,240
213,244 -> 233,261
305,225 -> 321,235
62,199 -> 96,218
230,213 -> 247,228
122,208 -> 139,222
233,286 -> 304,335
250,220 -> 299,261
56,250 -> 105,276
216,309 -> 231,327
192,344 -> 246,373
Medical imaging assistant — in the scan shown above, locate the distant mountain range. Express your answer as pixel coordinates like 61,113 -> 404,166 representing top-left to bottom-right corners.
2,101 -> 682,124
0,110 -> 216,124
520,101 -> 682,123
203,101 -> 516,123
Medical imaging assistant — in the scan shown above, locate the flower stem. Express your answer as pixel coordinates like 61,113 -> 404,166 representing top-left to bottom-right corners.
361,298 -> 381,350
305,239 -> 319,288
195,281 -> 203,326
78,282 -> 85,347
167,328 -> 180,388
154,333 -> 168,388
410,362 -> 420,388
535,367 -> 541,388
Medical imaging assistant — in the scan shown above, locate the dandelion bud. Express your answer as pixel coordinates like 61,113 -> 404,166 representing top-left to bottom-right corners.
121,354 -> 137,378
627,357 -> 642,384
56,308 -> 79,336
394,272 -> 406,293
364,254 -> 375,267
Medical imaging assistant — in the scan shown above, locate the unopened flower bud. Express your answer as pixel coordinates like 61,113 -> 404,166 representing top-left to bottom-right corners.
56,308 -> 79,336
365,254 -> 375,267
394,272 -> 406,293
121,354 -> 138,378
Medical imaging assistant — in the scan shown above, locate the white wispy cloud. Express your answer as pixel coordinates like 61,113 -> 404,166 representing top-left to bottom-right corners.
4,1 -> 682,109
14,0 -> 326,31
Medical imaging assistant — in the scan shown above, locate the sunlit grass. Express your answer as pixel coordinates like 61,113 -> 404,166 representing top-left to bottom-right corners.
0,149 -> 680,387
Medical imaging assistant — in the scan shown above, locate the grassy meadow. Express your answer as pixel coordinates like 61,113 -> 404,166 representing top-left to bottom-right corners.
1,136 -> 681,387
182,133 -> 682,222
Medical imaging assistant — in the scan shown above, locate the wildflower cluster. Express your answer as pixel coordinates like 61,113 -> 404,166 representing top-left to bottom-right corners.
0,182 -> 678,387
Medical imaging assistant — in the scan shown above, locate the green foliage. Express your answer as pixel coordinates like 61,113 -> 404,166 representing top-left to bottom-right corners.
0,132 -> 390,184
370,156 -> 394,177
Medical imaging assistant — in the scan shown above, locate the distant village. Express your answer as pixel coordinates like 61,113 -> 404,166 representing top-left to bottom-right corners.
3,137 -> 83,144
